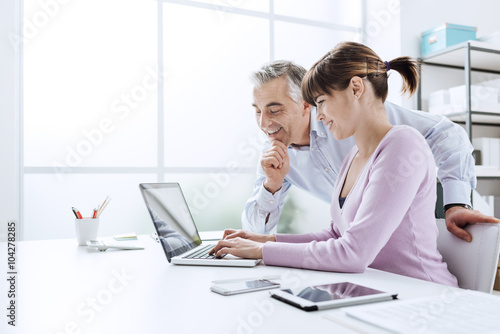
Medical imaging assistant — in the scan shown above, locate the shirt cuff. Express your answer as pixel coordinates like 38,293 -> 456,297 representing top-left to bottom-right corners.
255,183 -> 282,212
442,180 -> 472,207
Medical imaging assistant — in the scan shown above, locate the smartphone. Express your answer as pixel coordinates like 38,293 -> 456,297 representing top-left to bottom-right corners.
210,279 -> 281,296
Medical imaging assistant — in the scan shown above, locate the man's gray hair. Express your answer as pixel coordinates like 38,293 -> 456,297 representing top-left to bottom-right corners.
250,60 -> 307,104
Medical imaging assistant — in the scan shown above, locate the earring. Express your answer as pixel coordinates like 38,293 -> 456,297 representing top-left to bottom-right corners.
354,95 -> 358,99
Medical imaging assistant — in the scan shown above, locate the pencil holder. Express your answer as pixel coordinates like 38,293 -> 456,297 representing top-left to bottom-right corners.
75,218 -> 100,246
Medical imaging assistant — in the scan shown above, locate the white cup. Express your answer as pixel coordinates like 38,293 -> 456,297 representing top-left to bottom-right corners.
75,217 -> 100,246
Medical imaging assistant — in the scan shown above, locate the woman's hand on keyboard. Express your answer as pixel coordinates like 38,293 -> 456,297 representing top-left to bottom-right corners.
222,229 -> 276,243
209,238 -> 264,259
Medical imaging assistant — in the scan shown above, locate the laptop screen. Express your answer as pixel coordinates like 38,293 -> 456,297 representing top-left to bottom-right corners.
139,183 -> 201,261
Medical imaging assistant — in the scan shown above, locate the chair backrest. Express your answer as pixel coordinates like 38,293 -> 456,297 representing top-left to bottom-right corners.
436,219 -> 500,293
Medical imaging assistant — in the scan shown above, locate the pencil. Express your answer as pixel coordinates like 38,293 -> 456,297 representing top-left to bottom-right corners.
96,196 -> 111,218
71,207 -> 79,219
73,207 -> 83,219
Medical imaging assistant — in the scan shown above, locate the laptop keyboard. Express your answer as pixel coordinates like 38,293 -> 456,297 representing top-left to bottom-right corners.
183,244 -> 226,259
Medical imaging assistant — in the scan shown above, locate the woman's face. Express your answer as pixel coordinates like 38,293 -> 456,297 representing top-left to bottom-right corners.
314,88 -> 357,141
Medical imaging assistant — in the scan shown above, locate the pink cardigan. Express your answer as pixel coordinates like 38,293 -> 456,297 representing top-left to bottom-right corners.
263,126 -> 458,287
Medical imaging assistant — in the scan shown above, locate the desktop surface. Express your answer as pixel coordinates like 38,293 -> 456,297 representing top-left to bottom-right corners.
2,235 -> 467,334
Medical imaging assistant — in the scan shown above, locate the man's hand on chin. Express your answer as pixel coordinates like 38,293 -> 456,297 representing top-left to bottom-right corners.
261,140 -> 290,194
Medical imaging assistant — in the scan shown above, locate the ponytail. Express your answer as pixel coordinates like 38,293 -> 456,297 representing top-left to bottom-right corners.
302,42 -> 420,104
387,56 -> 420,97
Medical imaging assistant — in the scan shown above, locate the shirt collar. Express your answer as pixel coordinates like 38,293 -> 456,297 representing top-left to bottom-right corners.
289,107 -> 326,151
309,107 -> 328,139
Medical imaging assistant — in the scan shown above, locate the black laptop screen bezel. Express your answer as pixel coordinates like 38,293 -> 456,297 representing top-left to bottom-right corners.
139,183 -> 203,262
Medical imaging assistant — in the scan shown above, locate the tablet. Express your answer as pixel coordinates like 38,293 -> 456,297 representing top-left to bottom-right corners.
270,282 -> 397,311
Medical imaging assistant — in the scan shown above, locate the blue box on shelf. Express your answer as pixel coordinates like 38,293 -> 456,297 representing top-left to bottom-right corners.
421,23 -> 477,56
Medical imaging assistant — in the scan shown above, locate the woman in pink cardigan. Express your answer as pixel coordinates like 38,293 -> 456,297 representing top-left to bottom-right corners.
210,42 -> 457,286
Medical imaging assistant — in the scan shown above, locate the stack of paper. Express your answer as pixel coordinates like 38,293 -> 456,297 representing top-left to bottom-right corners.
343,289 -> 500,334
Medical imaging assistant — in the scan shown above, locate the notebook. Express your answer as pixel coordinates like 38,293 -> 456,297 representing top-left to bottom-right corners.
139,183 -> 261,267
344,289 -> 500,333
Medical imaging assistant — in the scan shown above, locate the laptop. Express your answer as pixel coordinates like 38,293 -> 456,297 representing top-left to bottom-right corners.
139,183 -> 261,267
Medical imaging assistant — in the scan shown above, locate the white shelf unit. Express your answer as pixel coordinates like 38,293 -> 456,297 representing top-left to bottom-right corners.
475,167 -> 500,179
420,40 -> 500,72
418,40 -> 500,179
447,112 -> 500,125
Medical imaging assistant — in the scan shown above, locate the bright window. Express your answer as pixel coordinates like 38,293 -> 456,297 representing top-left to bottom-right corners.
23,0 -> 363,240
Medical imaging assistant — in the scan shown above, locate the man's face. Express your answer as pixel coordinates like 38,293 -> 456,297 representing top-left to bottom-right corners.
252,78 -> 310,146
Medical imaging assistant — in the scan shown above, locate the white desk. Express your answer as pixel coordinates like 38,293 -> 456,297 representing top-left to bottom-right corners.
2,235 -> 464,334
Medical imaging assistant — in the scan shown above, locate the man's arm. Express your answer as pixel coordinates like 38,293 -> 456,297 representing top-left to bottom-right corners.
424,117 -> 475,206
241,165 -> 292,234
242,140 -> 291,234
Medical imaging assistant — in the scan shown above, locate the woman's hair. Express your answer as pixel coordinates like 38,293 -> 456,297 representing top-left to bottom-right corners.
250,60 -> 307,104
302,41 -> 419,106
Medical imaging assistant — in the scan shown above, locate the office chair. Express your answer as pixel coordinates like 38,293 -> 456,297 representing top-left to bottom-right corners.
436,219 -> 500,293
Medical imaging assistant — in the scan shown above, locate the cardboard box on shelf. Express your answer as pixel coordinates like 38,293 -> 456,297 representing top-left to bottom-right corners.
421,23 -> 477,56
428,82 -> 500,115
449,85 -> 499,112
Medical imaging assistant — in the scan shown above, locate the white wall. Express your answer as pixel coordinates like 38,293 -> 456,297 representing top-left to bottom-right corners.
0,0 -> 21,240
365,0 -> 403,106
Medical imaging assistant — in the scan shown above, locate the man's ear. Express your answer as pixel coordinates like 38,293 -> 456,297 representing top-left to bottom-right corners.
301,100 -> 313,115
351,76 -> 365,99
